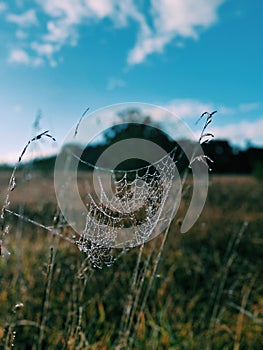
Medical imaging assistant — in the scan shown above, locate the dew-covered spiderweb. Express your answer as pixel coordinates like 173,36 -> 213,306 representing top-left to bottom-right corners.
75,146 -> 178,252
53,104 -> 213,269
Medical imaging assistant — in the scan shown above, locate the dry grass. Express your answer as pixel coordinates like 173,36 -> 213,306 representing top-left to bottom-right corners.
0,170 -> 263,349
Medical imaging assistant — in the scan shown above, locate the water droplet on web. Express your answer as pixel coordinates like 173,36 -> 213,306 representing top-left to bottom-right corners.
4,225 -> 10,235
10,176 -> 16,191
0,245 -> 11,259
14,303 -> 24,311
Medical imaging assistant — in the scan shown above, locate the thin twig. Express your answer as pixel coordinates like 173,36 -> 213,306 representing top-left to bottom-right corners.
0,130 -> 56,238
38,247 -> 56,350
233,273 -> 259,350
74,107 -> 90,137
206,222 -> 248,350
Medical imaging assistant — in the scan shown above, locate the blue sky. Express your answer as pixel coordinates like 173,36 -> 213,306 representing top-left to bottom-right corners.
0,0 -> 263,163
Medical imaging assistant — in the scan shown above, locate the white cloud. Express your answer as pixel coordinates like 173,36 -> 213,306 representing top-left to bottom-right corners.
84,0 -> 114,19
0,1 -> 7,13
44,20 -> 76,44
157,99 -> 262,124
8,48 -> 30,64
15,29 -> 28,39
6,9 -> 38,27
152,0 -> 223,36
128,0 -> 225,65
128,34 -> 171,65
36,0 -> 114,26
164,99 -> 214,119
238,103 -> 260,113
107,77 -> 126,90
31,0 -> 117,65
31,41 -> 60,66
216,103 -> 261,116
5,0 -> 225,67
8,48 -> 43,66
37,0 -> 84,24
155,99 -> 263,147
0,147 -> 58,165
31,42 -> 57,57
217,105 -> 235,115
212,118 -> 263,146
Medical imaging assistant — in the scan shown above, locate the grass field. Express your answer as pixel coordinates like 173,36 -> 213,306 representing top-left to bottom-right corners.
0,169 -> 263,349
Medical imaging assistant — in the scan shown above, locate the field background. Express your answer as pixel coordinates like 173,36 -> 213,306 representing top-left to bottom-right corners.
0,169 -> 263,349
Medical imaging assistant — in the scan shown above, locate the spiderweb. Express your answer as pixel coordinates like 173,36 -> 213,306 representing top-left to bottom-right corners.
0,104 -> 213,273
74,146 -> 180,267
54,105 -> 213,269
